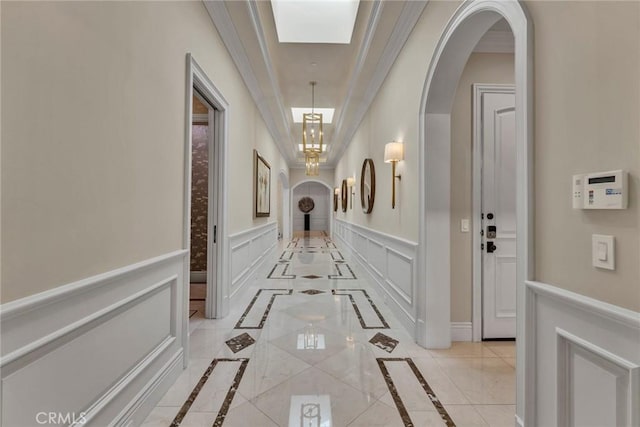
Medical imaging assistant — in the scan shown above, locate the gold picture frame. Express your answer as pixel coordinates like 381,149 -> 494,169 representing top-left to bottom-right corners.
254,150 -> 271,217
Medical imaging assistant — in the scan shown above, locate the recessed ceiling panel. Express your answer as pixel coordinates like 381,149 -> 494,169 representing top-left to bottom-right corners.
291,107 -> 335,123
271,0 -> 360,44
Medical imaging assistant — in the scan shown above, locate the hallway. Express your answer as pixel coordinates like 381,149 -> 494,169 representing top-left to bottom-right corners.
143,237 -> 515,427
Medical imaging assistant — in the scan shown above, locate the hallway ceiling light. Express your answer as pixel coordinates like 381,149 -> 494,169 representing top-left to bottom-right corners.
271,0 -> 359,44
298,143 -> 328,152
305,151 -> 320,176
292,108 -> 334,124
302,81 -> 323,155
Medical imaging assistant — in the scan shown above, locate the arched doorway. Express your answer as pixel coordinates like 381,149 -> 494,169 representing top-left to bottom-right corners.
290,179 -> 333,238
415,1 -> 533,423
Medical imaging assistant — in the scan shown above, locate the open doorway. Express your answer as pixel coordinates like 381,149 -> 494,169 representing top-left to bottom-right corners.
415,1 -> 532,423
291,181 -> 331,238
188,93 -> 215,319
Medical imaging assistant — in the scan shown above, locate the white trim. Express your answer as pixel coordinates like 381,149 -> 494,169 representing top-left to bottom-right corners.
525,280 -> 640,426
229,222 -> 278,298
334,219 -> 418,335
473,30 -> 515,53
279,170 -> 291,240
515,415 -> 524,427
472,84 -> 516,342
0,251 -> 186,426
192,113 -> 209,123
330,0 -> 428,165
416,2 -> 533,424
190,271 -> 207,283
451,322 -> 473,342
185,54 -> 230,323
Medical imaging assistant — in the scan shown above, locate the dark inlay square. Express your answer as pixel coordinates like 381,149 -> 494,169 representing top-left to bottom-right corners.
302,274 -> 322,279
300,289 -> 325,295
369,332 -> 399,353
225,333 -> 256,353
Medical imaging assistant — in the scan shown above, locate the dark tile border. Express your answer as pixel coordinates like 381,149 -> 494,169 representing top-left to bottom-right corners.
376,358 -> 456,427
267,263 -> 296,279
170,358 -> 249,427
328,263 -> 357,279
330,251 -> 345,261
234,289 -> 293,329
331,289 -> 389,329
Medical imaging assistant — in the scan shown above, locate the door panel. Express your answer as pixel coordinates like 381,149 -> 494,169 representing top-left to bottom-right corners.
482,90 -> 516,339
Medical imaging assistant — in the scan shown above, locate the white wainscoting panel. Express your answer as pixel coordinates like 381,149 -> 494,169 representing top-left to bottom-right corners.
229,222 -> 278,298
0,250 -> 188,426
525,281 -> 640,427
334,219 -> 418,334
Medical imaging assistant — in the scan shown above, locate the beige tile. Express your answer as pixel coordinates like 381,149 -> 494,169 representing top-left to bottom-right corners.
445,404 -> 489,426
483,341 -> 516,358
474,404 -> 516,427
411,358 -> 470,404
429,342 -> 499,358
435,358 -> 515,404
140,406 -> 180,427
407,411 -> 448,426
502,358 -> 516,368
222,401 -> 278,427
347,400 -> 404,427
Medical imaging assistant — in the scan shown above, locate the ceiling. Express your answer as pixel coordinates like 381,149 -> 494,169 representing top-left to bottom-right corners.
203,1 -> 513,169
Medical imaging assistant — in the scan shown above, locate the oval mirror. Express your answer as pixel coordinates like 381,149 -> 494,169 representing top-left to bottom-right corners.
341,179 -> 348,212
360,158 -> 376,214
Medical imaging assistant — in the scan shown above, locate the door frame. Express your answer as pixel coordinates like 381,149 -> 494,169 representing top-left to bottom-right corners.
472,83 -> 516,342
184,54 -> 230,335
415,1 -> 533,424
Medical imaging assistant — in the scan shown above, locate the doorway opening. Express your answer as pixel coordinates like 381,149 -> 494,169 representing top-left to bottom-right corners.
415,1 -> 532,423
291,180 -> 333,238
189,92 -> 215,320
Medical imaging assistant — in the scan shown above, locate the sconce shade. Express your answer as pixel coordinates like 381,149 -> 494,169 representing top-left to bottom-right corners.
384,142 -> 404,163
346,177 -> 356,187
334,187 -> 340,195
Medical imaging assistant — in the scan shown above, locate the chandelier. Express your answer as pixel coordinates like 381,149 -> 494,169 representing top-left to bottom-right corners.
302,81 -> 323,155
305,151 -> 320,176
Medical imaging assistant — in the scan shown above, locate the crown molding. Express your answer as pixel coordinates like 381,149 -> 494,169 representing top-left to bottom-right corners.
203,1 -> 293,162
329,0 -> 429,165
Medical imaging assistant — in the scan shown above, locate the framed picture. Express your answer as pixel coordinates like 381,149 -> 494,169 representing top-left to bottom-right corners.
254,150 -> 271,217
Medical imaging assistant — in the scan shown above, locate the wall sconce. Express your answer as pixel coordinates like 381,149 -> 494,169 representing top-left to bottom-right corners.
333,187 -> 339,212
346,176 -> 356,209
384,141 -> 404,209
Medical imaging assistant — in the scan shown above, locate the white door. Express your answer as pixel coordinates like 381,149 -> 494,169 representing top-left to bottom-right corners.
481,88 -> 516,339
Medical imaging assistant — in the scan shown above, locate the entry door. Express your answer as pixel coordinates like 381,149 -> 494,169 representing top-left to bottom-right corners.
481,88 -> 516,339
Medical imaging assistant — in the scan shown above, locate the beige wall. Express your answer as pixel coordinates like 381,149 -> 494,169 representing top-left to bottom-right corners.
1,1 -> 286,303
290,168 -> 335,191
449,53 -> 514,323
334,0 -> 640,312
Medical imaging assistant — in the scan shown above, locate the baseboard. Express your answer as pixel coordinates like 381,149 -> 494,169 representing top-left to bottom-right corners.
190,271 -> 207,283
451,322 -> 472,341
0,250 -> 188,426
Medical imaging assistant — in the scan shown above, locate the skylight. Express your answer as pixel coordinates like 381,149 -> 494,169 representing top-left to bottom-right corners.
291,107 -> 334,123
271,0 -> 360,44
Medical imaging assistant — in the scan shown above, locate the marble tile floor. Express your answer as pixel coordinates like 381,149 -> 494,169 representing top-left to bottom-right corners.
144,236 -> 516,427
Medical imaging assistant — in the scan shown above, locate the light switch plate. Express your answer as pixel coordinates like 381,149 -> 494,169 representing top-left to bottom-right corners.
461,219 -> 470,233
592,234 -> 614,270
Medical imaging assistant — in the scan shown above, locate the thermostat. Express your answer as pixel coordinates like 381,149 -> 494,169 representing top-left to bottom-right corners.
573,170 -> 628,209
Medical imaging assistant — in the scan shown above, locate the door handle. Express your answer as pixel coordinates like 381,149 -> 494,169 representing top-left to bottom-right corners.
487,241 -> 497,253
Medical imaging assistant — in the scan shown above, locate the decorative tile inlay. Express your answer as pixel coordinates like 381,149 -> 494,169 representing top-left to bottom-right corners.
369,332 -> 399,353
376,358 -> 456,427
279,251 -> 294,261
331,289 -> 389,329
235,289 -> 293,329
328,263 -> 357,279
302,275 -> 322,279
330,251 -> 345,261
225,332 -> 256,353
170,358 -> 249,427
267,263 -> 296,279
300,289 -> 325,295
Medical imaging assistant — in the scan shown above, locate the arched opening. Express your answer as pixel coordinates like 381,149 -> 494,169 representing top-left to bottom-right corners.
416,1 -> 533,423
290,179 -> 333,238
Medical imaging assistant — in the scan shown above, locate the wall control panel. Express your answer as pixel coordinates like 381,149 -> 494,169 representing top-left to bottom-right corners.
572,170 -> 628,209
